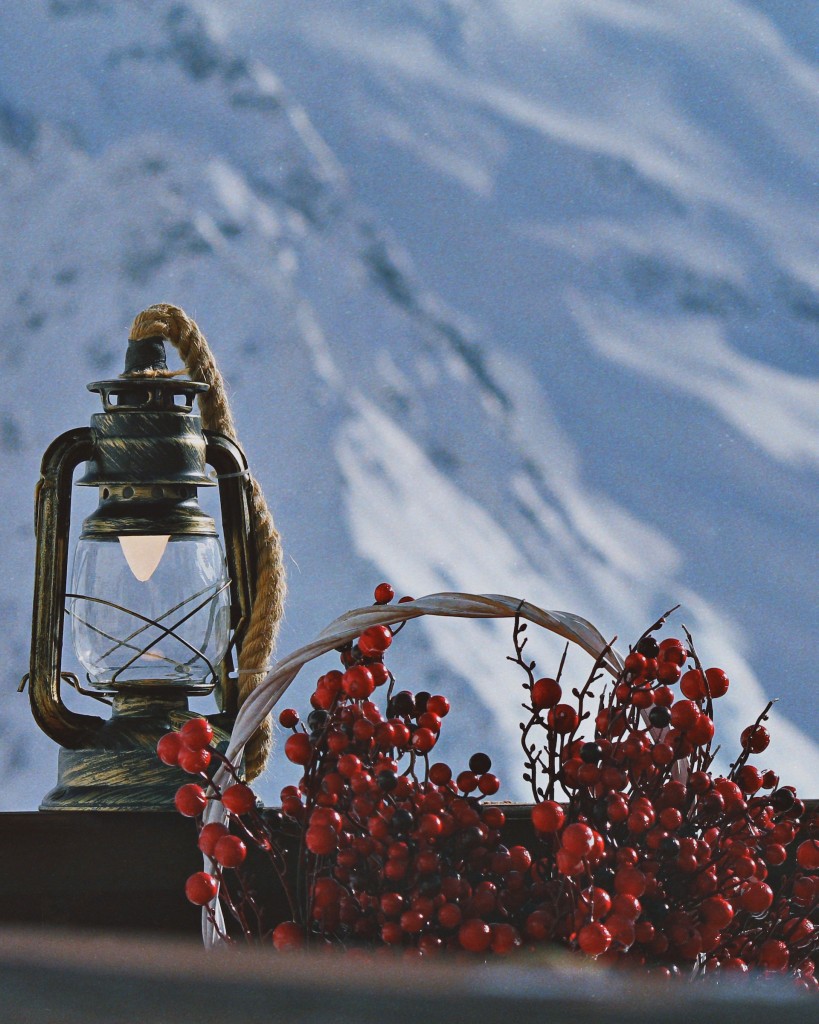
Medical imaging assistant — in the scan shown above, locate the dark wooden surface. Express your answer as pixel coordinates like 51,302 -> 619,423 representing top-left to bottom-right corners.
0,807 -> 535,935
0,926 -> 812,1024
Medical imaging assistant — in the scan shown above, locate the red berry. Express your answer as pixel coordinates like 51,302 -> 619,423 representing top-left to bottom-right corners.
370,662 -> 390,687
177,745 -> 211,774
624,651 -> 647,677
459,918 -> 492,953
531,800 -> 565,833
306,824 -> 338,855
547,704 -> 578,733
180,717 -> 214,750
700,896 -> 734,929
429,762 -> 452,786
374,582 -> 395,604
704,667 -> 729,698
457,771 -> 479,793
411,727 -> 436,754
311,807 -> 343,832
658,638 -> 687,665
680,669 -> 706,700
198,822 -> 229,857
278,708 -> 299,729
491,923 -> 521,955
179,716 -> 212,749
418,711 -> 442,733
213,834 -> 247,868
670,700 -> 699,730
656,661 -> 681,685
379,921 -> 401,944
562,823 -> 595,856
740,881 -> 773,914
735,764 -> 762,794
342,665 -> 375,700
221,783 -> 256,815
796,839 -> 819,870
687,713 -> 714,746
359,625 -> 392,657
337,753 -> 361,777
157,732 -> 183,766
615,867 -> 646,897
273,921 -> 305,950
427,695 -> 450,717
185,871 -> 218,905
758,939 -> 789,972
285,733 -> 313,765
741,724 -> 770,753
531,677 -> 561,709
478,773 -> 500,796
174,783 -> 207,817
651,689 -> 673,712
578,922 -> 611,957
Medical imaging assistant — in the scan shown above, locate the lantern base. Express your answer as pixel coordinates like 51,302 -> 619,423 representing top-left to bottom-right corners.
40,693 -> 235,811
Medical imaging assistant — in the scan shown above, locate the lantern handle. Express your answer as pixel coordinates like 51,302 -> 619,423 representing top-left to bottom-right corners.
29,428 -> 105,748
205,431 -> 255,718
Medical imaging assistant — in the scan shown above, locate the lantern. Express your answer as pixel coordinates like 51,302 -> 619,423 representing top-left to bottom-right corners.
25,333 -> 255,809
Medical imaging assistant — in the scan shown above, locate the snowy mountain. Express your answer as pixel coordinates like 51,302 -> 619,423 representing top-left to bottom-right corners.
0,0 -> 816,808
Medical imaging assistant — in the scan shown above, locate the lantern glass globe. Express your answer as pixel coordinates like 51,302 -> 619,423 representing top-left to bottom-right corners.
69,533 -> 231,692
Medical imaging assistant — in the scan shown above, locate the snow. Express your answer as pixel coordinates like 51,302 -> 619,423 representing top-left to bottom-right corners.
0,0 -> 815,807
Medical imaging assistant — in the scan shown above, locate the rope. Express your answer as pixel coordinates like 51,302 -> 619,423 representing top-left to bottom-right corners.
127,303 -> 285,780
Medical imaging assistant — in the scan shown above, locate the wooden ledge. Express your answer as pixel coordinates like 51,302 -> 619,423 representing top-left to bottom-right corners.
0,926 -> 810,1024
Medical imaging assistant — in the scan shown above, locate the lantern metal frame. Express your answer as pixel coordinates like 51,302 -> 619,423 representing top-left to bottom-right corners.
25,370 -> 257,809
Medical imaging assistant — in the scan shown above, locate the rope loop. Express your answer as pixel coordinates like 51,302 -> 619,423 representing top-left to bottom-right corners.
128,303 -> 285,780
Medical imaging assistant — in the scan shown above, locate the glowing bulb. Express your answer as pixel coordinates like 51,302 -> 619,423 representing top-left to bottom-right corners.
118,535 -> 171,582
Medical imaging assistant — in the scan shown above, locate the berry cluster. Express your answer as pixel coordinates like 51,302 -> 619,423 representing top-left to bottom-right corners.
516,614 -> 817,983
159,586 -> 817,987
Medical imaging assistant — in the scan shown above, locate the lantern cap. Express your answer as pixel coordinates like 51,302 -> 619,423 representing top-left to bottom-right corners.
86,376 -> 209,415
124,334 -> 169,374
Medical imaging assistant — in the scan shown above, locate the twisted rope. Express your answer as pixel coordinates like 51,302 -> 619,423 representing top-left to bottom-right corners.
128,303 -> 285,780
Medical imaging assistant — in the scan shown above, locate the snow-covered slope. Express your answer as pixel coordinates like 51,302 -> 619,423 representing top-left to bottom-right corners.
0,1 -> 815,807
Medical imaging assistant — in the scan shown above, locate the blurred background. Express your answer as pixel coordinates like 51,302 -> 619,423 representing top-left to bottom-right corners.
0,1 -> 816,808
